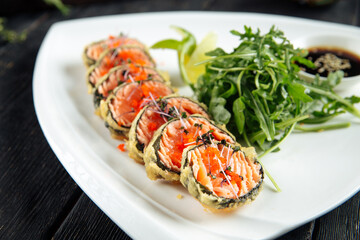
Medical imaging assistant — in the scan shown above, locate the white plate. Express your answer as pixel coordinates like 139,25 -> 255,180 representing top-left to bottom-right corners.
33,12 -> 360,240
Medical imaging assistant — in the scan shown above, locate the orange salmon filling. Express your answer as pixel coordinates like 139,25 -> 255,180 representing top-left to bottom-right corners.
98,64 -> 162,98
109,81 -> 172,127
86,36 -> 145,61
99,49 -> 152,77
136,98 -> 210,150
188,144 -> 262,199
158,117 -> 235,173
89,48 -> 154,86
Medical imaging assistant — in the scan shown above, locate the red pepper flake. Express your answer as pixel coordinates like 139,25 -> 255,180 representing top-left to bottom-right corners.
117,143 -> 126,152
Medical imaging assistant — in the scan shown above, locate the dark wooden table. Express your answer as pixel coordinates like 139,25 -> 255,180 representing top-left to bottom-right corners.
1,0 -> 359,239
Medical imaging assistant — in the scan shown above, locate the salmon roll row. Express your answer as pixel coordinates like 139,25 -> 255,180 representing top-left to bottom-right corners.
82,35 -> 264,211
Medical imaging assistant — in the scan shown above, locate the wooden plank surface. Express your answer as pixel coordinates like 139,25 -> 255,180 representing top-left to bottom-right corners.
0,0 -> 359,239
53,194 -> 132,240
0,10 -> 82,240
313,191 -> 360,240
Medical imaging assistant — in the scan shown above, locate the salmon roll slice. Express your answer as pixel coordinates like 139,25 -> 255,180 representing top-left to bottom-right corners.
127,96 -> 209,163
180,142 -> 264,210
93,64 -> 168,115
82,35 -> 146,68
143,115 -> 236,182
100,80 -> 173,140
86,46 -> 155,93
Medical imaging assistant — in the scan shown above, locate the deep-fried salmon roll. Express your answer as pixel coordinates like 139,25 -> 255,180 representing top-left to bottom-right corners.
127,96 -> 209,164
143,115 -> 236,182
86,46 -> 155,93
82,35 -> 146,68
180,142 -> 264,210
93,64 -> 169,116
100,80 -> 173,140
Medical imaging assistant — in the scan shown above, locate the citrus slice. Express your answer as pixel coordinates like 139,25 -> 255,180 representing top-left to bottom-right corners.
185,32 -> 217,84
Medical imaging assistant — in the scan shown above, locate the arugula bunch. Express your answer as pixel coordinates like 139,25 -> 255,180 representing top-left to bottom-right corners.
152,26 -> 360,191
194,26 -> 360,156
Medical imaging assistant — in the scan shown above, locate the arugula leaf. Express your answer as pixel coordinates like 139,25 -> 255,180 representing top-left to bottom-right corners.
233,97 -> 246,135
292,55 -> 316,69
286,81 -> 313,103
206,48 -> 226,57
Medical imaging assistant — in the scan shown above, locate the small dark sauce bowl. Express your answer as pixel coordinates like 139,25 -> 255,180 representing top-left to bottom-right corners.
294,35 -> 360,92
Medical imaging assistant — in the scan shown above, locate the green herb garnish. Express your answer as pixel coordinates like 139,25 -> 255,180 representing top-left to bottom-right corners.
181,112 -> 188,118
0,18 -> 27,43
44,0 -> 70,15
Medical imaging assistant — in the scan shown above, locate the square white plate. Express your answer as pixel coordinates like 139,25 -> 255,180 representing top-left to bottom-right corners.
33,11 -> 360,240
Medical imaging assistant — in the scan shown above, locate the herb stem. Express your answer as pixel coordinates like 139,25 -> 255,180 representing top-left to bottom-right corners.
256,158 -> 281,192
44,0 -> 70,15
275,114 -> 309,129
295,122 -> 351,132
236,70 -> 244,96
258,122 -> 296,159
300,113 -> 342,124
195,52 -> 257,66
250,114 -> 309,142
242,131 -> 252,148
208,66 -> 249,72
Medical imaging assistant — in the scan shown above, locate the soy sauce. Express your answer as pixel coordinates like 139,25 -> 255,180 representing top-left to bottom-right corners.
302,47 -> 360,77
